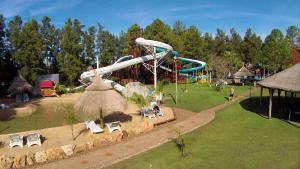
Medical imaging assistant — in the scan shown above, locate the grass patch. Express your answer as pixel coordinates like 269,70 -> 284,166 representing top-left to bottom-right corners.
106,99 -> 300,169
162,82 -> 250,112
0,104 -> 77,134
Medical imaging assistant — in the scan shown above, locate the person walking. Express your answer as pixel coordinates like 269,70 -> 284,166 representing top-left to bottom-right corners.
229,86 -> 235,101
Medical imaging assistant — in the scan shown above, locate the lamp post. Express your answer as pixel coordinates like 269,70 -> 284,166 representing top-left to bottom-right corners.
174,56 -> 178,104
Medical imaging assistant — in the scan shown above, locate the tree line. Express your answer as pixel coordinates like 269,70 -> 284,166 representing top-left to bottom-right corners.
0,15 -> 299,93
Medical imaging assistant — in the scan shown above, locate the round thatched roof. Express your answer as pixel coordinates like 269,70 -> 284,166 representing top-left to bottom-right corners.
74,76 -> 127,121
234,66 -> 254,78
258,63 -> 300,92
8,74 -> 34,95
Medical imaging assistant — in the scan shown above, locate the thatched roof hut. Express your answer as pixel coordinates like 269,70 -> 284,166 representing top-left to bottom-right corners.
234,66 -> 254,78
258,63 -> 300,92
74,76 -> 128,121
8,74 -> 34,95
257,63 -> 300,118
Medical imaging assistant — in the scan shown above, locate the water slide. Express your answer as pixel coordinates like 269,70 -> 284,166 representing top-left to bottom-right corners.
80,38 -> 173,92
158,50 -> 208,79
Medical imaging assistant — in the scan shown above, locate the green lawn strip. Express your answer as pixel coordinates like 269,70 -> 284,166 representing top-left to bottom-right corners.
163,83 -> 250,112
0,104 -> 75,134
105,100 -> 300,169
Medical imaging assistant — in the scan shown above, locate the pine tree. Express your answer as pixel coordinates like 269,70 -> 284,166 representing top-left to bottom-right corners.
184,26 -> 205,60
203,32 -> 215,57
14,19 -> 44,84
227,28 -> 243,59
242,28 -> 262,64
286,26 -> 300,47
83,26 -> 96,66
262,29 -> 291,72
215,29 -> 226,56
57,18 -> 84,86
144,19 -> 174,45
172,20 -> 186,55
96,23 -> 117,66
0,15 -> 16,95
40,16 -> 60,73
124,24 -> 142,56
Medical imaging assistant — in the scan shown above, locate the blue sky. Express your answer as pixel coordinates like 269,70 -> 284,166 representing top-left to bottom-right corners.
0,0 -> 299,38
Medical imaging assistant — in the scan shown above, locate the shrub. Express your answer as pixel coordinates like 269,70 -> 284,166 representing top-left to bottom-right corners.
130,92 -> 147,109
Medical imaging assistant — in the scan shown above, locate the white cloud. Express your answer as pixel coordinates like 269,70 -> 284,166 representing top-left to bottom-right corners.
0,0 -> 41,18
0,0 -> 82,18
29,0 -> 83,16
170,4 -> 224,12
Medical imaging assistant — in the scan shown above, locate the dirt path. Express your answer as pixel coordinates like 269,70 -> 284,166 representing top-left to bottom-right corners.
32,88 -> 254,169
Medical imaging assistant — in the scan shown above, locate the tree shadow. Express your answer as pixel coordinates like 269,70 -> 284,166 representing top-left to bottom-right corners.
239,96 -> 300,126
0,110 -> 16,121
74,127 -> 89,140
167,93 -> 176,104
103,111 -> 133,123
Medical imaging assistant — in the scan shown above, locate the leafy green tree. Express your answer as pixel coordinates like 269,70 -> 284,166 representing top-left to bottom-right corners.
227,28 -> 243,59
262,29 -> 291,72
123,24 -> 142,55
0,15 -> 16,95
224,51 -> 242,72
242,28 -> 262,64
83,26 -> 96,66
215,29 -> 226,56
172,20 -> 186,55
184,26 -> 206,60
8,16 -> 22,54
286,25 -> 300,47
13,19 -> 44,84
203,32 -> 215,57
144,19 -> 174,45
57,18 -> 84,86
40,16 -> 60,73
97,24 -> 117,66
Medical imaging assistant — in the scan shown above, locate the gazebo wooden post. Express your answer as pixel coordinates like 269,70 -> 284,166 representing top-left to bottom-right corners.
99,108 -> 104,128
278,90 -> 281,101
268,89 -> 274,119
260,87 -> 263,106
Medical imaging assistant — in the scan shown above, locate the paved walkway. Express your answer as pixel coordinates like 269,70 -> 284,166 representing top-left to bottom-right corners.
33,89 -> 253,169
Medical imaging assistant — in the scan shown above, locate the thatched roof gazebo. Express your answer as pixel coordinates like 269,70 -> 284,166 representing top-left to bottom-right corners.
258,63 -> 300,118
8,74 -> 34,95
74,75 -> 128,124
234,66 -> 254,79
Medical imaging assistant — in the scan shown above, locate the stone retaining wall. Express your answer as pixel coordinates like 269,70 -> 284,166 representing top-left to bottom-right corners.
0,121 -> 154,169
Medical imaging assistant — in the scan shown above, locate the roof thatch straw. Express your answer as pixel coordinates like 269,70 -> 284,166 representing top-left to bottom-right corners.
258,63 -> 300,92
234,66 -> 254,78
74,76 -> 128,121
8,74 -> 34,95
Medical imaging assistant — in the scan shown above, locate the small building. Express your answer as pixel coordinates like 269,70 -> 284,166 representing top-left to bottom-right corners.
8,74 -> 34,103
233,66 -> 254,84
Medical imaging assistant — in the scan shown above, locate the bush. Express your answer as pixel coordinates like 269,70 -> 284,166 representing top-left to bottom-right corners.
130,92 -> 147,109
55,84 -> 67,94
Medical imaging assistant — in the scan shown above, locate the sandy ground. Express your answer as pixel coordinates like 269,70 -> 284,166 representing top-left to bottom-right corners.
0,93 -> 176,156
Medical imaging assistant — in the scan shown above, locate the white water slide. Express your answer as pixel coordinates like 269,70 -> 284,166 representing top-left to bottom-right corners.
80,38 -> 173,92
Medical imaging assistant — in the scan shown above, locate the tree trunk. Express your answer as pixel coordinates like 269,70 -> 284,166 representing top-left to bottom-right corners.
71,125 -> 74,140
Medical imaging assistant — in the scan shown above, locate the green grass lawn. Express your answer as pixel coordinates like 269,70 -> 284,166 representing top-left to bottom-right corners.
106,98 -> 300,169
162,82 -> 250,112
0,104 -> 75,134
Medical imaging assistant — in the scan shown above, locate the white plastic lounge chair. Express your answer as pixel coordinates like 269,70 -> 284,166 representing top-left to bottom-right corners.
9,134 -> 23,148
150,101 -> 157,109
105,121 -> 121,133
27,133 -> 41,147
85,120 -> 104,134
148,113 -> 156,119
